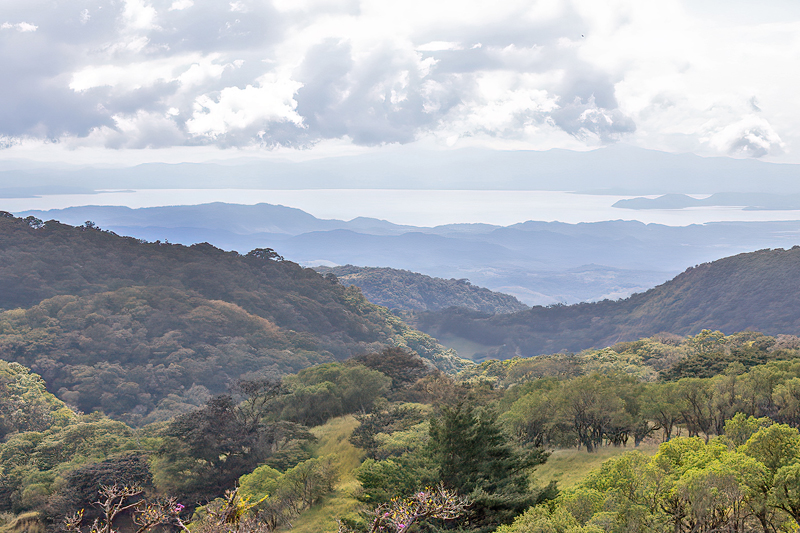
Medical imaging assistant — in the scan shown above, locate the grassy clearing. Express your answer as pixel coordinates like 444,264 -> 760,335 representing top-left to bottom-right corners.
534,443 -> 661,490
283,416 -> 365,533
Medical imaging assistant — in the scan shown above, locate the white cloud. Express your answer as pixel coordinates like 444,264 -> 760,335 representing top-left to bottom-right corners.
1,22 -> 38,32
121,0 -> 158,32
705,115 -> 785,158
185,74 -> 304,138
169,0 -> 193,11
69,54 -> 229,92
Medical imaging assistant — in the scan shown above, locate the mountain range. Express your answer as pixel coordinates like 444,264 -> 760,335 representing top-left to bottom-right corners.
19,202 -> 800,306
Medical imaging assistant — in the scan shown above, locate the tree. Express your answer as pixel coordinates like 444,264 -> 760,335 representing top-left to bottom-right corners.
741,424 -> 800,474
772,462 -> 800,527
349,347 -> 433,394
156,384 -> 312,500
676,378 -> 714,441
641,382 -> 684,442
723,413 -> 772,447
559,374 -> 629,452
428,403 -> 551,531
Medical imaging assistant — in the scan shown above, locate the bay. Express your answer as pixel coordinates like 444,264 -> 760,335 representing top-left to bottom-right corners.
4,188 -> 800,227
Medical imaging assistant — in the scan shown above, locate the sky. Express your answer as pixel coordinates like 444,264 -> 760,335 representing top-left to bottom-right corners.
2,0 -> 800,166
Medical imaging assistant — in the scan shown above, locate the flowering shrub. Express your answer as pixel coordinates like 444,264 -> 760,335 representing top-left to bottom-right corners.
338,485 -> 468,533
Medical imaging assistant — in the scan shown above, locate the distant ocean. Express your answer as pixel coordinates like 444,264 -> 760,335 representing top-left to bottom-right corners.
6,189 -> 800,227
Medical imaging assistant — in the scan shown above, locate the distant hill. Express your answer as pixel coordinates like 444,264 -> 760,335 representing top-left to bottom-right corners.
5,145 -> 800,194
614,192 -> 800,210
21,203 -> 800,307
315,265 -> 528,313
0,214 -> 466,423
411,247 -> 800,359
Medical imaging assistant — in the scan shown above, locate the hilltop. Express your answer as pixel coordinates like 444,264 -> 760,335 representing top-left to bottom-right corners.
0,214 -> 466,422
412,246 -> 800,359
315,265 -> 528,313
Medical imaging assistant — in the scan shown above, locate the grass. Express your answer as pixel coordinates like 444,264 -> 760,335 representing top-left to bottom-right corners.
534,443 -> 661,490
0,513 -> 45,533
282,416 -> 366,533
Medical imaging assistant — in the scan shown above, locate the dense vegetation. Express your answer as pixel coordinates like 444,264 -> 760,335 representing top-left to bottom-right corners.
315,265 -> 528,313
3,327 -> 800,532
412,247 -> 800,358
0,214 -> 467,422
5,213 -> 800,532
499,421 -> 800,533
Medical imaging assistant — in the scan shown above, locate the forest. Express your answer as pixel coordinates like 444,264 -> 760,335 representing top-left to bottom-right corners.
3,327 -> 800,532
411,246 -> 800,358
314,265 -> 528,314
2,214 -> 800,532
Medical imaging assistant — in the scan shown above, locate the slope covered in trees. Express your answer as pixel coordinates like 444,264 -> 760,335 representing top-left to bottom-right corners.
315,265 -> 528,313
412,247 -> 800,358
4,329 -> 800,531
0,214 -> 466,421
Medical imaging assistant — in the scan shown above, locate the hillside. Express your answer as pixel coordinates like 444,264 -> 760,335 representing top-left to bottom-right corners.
0,214 -> 466,422
412,246 -> 800,359
315,265 -> 528,313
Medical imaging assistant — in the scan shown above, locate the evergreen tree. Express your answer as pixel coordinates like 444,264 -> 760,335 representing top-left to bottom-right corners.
427,403 -> 553,531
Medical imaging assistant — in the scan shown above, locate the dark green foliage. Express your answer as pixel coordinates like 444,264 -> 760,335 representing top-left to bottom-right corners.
0,216 -> 372,342
156,391 -> 314,501
427,403 -> 550,531
275,362 -> 391,426
354,458 -> 430,505
316,265 -> 529,313
0,287 -> 322,423
413,247 -> 800,357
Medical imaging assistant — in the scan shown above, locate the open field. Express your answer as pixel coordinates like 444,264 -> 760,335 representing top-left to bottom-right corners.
285,416 -> 365,533
535,443 -> 662,490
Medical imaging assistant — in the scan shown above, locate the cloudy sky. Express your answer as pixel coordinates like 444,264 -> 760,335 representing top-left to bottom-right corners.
2,0 -> 800,164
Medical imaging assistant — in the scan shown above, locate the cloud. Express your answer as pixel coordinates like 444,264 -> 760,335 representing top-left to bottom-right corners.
707,116 -> 784,158
169,0 -> 193,11
1,22 -> 38,32
0,0 -> 797,158
185,73 -> 304,140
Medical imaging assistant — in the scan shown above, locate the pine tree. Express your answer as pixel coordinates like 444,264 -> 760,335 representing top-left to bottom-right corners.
427,403 -> 553,531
